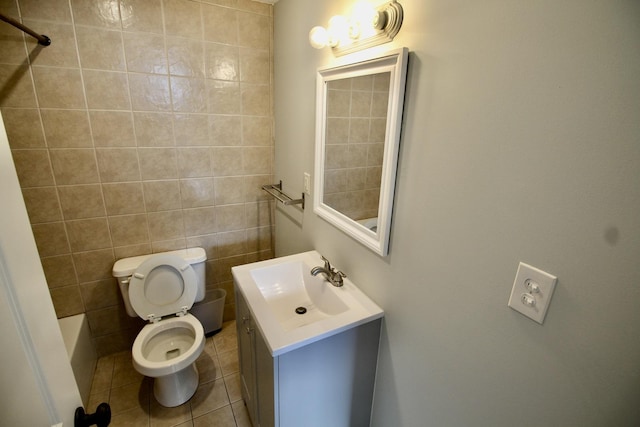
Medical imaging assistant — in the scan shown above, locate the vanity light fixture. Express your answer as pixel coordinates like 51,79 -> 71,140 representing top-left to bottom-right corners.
308,0 -> 403,56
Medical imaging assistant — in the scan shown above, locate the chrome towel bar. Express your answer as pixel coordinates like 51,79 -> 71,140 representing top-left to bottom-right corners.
262,181 -> 305,209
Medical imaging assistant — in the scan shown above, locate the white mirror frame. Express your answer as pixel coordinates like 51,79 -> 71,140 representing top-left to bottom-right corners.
313,47 -> 408,256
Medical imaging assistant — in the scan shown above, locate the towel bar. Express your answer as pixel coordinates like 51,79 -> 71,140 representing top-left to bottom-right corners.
261,181 -> 305,209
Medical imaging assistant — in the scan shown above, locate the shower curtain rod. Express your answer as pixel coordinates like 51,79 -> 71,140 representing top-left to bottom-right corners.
0,13 -> 51,46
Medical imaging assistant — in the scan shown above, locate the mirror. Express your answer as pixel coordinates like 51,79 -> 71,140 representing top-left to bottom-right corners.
313,48 -> 408,256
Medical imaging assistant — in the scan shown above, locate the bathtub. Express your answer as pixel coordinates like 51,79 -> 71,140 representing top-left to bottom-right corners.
58,314 -> 97,407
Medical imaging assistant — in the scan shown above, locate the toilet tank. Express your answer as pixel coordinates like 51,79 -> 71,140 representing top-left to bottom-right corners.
112,248 -> 207,317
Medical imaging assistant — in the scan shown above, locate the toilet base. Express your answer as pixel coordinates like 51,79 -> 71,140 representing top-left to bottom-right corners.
153,363 -> 199,407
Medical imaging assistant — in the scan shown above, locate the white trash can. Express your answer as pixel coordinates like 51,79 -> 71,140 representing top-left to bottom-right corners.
191,288 -> 226,336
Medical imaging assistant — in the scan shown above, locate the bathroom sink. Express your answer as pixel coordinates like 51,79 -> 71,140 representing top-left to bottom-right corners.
232,251 -> 383,356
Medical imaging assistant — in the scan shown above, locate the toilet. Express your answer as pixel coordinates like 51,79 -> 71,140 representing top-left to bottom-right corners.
112,247 -> 207,407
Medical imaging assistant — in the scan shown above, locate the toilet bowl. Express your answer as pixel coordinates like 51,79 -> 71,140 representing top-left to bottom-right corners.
112,248 -> 207,407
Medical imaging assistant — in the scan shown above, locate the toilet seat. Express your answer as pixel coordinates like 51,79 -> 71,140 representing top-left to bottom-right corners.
129,254 -> 198,322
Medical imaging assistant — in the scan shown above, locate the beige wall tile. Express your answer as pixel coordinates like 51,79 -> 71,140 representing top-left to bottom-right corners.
210,115 -> 241,146
370,118 -> 386,143
83,70 -> 132,110
66,218 -> 112,252
103,182 -> 145,215
167,37 -> 204,78
205,43 -> 239,81
73,249 -> 115,282
147,210 -> 184,241
23,21 -> 79,67
71,0 -> 121,28
32,67 -> 85,109
19,0 -> 72,22
11,149 -> 54,187
96,148 -> 141,182
58,184 -> 106,219
349,119 -> 370,143
177,147 -> 211,177
138,147 -> 178,180
242,174 -> 271,202
22,187 -> 63,223
180,178 -> 215,208
123,32 -> 167,75
246,225 -> 271,253
237,11 -> 270,50
242,146 -> 270,174
41,109 -> 92,148
211,147 -> 242,176
214,204 -> 245,232
372,92 -> 389,117
217,230 -> 246,258
87,305 -> 130,336
32,222 -> 70,257
207,80 -> 241,114
133,112 -> 175,147
326,89 -> 350,117
239,47 -> 269,84
120,0 -> 164,34
241,84 -> 270,116
186,233 -> 218,259
129,73 -> 171,111
113,243 -> 151,260
241,116 -> 270,146
41,255 -> 77,288
173,114 -> 210,146
163,0 -> 202,39
202,4 -> 237,44
80,278 -> 120,311
2,108 -> 45,148
325,118 -> 349,144
108,214 -> 150,247
237,0 -> 271,15
214,176 -> 245,205
89,111 -> 136,147
184,207 -> 216,236
76,26 -> 126,71
0,4 -> 28,65
0,64 -> 37,108
50,285 -> 85,317
152,238 -> 186,253
244,200 -> 272,229
50,148 -> 100,185
170,76 -> 208,113
143,180 -> 181,212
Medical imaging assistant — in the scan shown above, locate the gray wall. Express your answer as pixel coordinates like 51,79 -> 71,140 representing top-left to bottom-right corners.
273,1 -> 640,426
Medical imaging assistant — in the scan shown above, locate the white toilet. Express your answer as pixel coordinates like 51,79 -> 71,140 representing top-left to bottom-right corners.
112,247 -> 207,407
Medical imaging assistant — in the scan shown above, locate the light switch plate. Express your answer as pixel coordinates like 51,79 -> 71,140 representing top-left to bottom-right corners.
303,172 -> 311,195
508,262 -> 557,324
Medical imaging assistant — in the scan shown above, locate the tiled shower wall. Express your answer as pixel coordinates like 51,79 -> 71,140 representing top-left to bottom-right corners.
0,0 -> 274,356
323,72 -> 389,221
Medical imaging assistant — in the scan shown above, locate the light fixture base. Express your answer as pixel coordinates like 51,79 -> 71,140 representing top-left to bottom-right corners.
332,1 -> 403,56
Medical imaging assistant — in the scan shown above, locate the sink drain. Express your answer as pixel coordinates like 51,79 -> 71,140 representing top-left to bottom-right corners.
295,306 -> 307,315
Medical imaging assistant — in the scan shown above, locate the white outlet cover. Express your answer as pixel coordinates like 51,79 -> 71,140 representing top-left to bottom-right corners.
508,262 -> 557,324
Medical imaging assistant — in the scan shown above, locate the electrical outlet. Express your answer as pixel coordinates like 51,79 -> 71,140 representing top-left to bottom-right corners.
303,172 -> 311,195
508,262 -> 557,324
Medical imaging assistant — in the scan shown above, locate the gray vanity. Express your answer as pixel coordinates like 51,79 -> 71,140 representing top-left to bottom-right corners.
232,251 -> 384,427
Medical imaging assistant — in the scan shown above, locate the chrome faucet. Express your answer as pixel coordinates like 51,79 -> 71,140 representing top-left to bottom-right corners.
310,256 -> 346,287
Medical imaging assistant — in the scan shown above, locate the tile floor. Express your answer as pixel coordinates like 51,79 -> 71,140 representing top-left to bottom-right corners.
88,320 -> 251,427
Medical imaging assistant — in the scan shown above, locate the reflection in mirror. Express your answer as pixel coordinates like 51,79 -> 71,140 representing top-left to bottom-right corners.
323,72 -> 390,228
314,48 -> 408,256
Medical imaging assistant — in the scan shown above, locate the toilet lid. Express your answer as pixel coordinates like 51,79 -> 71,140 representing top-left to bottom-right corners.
128,254 -> 198,321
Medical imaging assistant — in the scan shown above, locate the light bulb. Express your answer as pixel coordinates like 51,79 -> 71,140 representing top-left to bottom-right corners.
309,26 -> 329,49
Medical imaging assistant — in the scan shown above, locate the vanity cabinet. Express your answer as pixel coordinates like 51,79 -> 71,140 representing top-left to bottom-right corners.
235,289 -> 382,427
